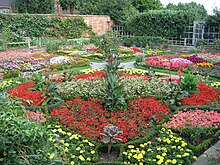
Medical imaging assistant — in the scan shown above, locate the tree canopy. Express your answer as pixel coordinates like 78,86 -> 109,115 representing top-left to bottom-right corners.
131,0 -> 162,12
13,0 -> 55,14
165,2 -> 208,20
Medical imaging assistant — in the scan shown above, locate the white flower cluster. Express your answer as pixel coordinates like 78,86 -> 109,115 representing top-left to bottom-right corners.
50,56 -> 72,65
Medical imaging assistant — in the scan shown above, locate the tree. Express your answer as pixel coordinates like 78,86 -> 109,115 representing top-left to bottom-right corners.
59,0 -> 76,13
98,0 -> 138,23
131,0 -> 163,12
165,2 -> 207,20
206,8 -> 220,26
13,0 -> 55,14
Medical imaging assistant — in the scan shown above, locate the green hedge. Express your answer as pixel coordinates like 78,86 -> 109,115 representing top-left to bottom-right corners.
0,14 -> 93,40
123,35 -> 169,47
125,10 -> 197,38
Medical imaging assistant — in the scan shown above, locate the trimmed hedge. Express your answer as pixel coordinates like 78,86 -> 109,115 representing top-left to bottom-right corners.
125,10 -> 197,38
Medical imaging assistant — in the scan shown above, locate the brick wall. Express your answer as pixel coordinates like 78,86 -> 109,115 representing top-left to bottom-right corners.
5,13 -> 114,36
55,14 -> 114,36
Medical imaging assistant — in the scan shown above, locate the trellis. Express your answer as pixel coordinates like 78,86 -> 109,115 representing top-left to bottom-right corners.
112,21 -> 220,47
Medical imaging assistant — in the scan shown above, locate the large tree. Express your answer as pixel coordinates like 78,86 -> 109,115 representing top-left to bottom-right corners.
13,0 -> 55,14
131,0 -> 163,12
165,2 -> 207,20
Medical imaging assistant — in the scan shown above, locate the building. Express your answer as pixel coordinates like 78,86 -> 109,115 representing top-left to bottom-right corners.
0,0 -> 16,13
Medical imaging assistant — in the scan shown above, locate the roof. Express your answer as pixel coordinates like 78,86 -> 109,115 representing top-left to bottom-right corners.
0,0 -> 16,6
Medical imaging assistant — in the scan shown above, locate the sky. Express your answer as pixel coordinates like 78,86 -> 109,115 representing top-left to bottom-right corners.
160,0 -> 220,15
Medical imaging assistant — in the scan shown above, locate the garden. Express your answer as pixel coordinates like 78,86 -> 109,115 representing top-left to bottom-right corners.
0,28 -> 220,165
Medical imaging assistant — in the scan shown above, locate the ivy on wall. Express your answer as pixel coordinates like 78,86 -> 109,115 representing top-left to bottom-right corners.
0,14 -> 93,40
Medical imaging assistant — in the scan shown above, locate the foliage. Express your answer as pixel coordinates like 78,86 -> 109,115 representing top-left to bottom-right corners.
131,0 -> 162,12
206,8 -> 220,26
73,0 -> 138,23
12,0 -> 55,14
52,17 -> 92,38
0,14 -> 92,40
94,31 -> 120,58
122,36 -> 168,48
180,72 -> 199,91
125,10 -> 198,38
101,125 -> 123,161
165,2 -> 207,20
0,94 -> 52,164
102,60 -> 127,111
98,0 -> 138,23
59,0 -> 76,12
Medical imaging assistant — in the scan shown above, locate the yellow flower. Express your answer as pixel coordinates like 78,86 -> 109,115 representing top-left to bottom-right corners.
176,155 -> 182,158
76,147 -> 81,151
49,153 -> 55,159
86,157 -> 91,161
91,150 -> 95,154
70,161 -> 75,165
162,153 -> 166,157
79,155 -> 85,161
65,143 -> 69,147
58,128 -> 62,132
83,139 -> 89,143
67,132 -> 72,136
80,150 -> 85,153
59,140 -> 65,144
52,129 -> 57,133
64,147 -> 69,152
147,148 -> 152,152
88,142 -> 95,147
140,144 -> 145,148
71,155 -> 75,158
128,145 -> 135,149
183,152 -> 190,157
171,159 -> 177,164
193,156 -> 197,160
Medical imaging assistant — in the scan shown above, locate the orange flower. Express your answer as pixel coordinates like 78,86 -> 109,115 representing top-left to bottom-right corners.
178,70 -> 183,77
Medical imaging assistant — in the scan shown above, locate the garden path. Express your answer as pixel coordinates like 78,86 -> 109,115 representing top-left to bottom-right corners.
90,61 -> 179,78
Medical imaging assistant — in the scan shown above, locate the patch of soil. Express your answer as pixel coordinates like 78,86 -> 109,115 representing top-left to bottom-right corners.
98,149 -> 119,162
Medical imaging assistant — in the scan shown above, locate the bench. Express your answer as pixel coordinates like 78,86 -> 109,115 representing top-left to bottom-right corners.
5,37 -> 31,52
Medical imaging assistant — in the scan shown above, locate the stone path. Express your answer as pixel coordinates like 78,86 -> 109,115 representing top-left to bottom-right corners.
91,61 -> 220,165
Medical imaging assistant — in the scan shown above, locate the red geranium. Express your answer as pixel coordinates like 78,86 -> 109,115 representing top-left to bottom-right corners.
7,82 -> 47,106
50,97 -> 170,142
180,83 -> 220,106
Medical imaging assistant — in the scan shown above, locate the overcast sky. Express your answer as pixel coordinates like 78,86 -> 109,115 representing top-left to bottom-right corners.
160,0 -> 220,15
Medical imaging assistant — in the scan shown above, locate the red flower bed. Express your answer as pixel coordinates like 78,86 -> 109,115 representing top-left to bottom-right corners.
7,82 -> 46,106
74,71 -> 105,80
180,83 -> 220,106
50,97 -> 170,142
74,71 -> 150,80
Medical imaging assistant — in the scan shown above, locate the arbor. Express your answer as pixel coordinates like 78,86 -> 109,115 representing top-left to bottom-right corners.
131,0 -> 163,12
13,0 -> 55,14
165,2 -> 207,20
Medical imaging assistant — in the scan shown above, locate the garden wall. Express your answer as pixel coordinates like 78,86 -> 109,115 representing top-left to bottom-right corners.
53,14 -> 114,36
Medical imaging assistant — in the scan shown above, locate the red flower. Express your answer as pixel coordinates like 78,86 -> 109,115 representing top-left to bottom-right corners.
50,97 -> 170,142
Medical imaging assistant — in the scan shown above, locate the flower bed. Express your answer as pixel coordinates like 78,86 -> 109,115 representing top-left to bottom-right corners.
50,97 -> 170,142
7,82 -> 46,106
